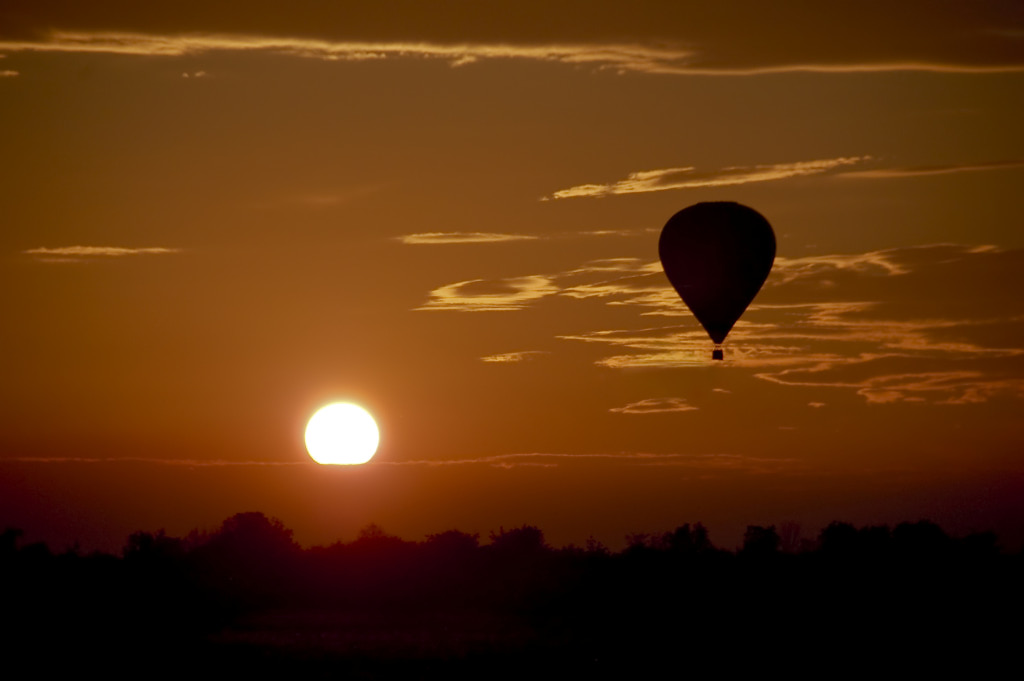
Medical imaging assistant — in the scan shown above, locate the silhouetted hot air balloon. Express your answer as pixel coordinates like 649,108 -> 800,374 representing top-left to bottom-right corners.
658,202 -> 775,360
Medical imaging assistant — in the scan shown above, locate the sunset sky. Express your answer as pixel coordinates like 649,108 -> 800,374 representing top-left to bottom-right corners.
2,1 -> 1023,552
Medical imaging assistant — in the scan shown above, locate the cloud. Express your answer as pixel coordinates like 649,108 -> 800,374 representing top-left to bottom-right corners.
559,327 -> 749,368
609,398 -> 698,414
0,69 -> 17,77
24,246 -> 182,262
545,157 -> 869,200
416,257 -> 666,312
420,243 -> 1024,405
398,232 -> 539,245
7,456 -> 301,466
6,451 -> 799,475
398,229 -> 654,245
376,451 -> 796,473
0,31 -> 701,75
24,246 -> 181,256
771,250 -> 910,284
415,275 -> 557,312
1,2 -> 1022,73
558,259 -> 670,308
838,159 -> 1024,179
481,351 -> 549,363
575,228 -> 659,238
757,367 -> 1024,406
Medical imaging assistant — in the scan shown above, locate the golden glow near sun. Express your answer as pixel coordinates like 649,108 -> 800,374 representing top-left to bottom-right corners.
305,403 -> 379,465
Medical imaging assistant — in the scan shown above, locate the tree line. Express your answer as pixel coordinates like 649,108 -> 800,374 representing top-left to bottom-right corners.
3,513 -> 1020,672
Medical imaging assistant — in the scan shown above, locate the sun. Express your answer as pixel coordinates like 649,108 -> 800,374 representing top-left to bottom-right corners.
305,403 -> 379,465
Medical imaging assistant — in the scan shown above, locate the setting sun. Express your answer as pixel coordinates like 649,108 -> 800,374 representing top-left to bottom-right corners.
305,403 -> 379,465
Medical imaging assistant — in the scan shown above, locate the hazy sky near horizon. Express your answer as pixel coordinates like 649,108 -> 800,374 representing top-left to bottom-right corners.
2,1 -> 1023,551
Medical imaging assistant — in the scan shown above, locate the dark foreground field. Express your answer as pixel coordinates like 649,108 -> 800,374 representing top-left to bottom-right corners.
5,514 -> 1020,676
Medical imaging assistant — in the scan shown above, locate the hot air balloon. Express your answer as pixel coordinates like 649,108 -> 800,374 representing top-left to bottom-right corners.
658,202 -> 775,360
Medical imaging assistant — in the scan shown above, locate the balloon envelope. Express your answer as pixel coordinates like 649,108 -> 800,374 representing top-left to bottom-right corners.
658,202 -> 775,347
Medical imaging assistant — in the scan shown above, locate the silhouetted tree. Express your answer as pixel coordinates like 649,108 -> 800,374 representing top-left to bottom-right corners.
0,527 -> 23,561
662,522 -> 715,555
123,529 -> 185,564
2,512 -> 1020,671
892,520 -> 951,559
212,511 -> 297,554
741,525 -> 780,557
188,512 -> 301,607
624,531 -> 654,554
488,525 -> 547,556
819,521 -> 859,556
959,530 -> 999,557
779,521 -> 802,553
584,535 -> 610,556
858,524 -> 892,557
425,529 -> 479,556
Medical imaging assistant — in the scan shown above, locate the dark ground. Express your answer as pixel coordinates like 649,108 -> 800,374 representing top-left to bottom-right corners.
4,515 -> 1020,676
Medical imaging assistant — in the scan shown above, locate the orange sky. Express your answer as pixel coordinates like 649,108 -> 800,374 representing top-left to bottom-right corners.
2,1 -> 1023,552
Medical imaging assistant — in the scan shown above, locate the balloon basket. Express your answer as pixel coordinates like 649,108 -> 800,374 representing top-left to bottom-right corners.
712,346 -> 724,361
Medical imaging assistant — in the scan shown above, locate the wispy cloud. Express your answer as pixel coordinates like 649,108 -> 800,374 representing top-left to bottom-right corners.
757,367 -> 1024,405
839,159 -> 1024,179
545,157 -> 869,200
375,451 -> 796,473
4,450 -> 798,473
0,31 -> 700,75
575,228 -> 659,238
416,275 -> 557,312
398,232 -> 539,245
420,243 -> 1024,405
6,456 -> 302,466
2,21 -> 1022,75
481,351 -> 549,363
416,257 -> 666,312
609,398 -> 698,414
24,245 -> 182,262
0,69 -> 17,77
771,250 -> 910,284
398,229 -> 656,246
25,246 -> 181,257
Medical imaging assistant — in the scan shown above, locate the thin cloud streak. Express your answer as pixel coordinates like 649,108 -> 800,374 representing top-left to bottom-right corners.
24,246 -> 182,258
839,159 -> 1024,179
575,228 -> 659,238
376,451 -> 796,472
5,456 -> 303,466
545,157 -> 869,200
756,369 -> 1024,405
609,398 -> 698,414
398,229 -> 654,246
9,452 -> 789,470
398,232 -> 539,245
0,31 -> 697,73
481,351 -> 549,363
4,30 -> 1022,76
